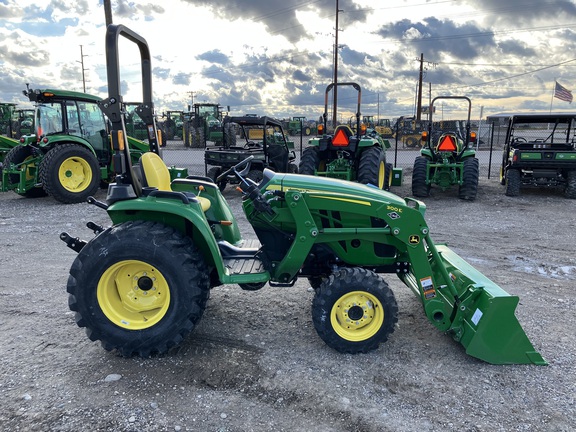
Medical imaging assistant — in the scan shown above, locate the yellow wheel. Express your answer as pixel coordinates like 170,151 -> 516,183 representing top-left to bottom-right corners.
58,156 -> 93,192
97,260 -> 170,330
67,221 -> 211,357
330,291 -> 384,342
312,267 -> 398,353
40,143 -> 100,203
377,159 -> 385,189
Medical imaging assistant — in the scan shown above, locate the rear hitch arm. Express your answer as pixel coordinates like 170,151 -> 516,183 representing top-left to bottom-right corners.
60,232 -> 87,253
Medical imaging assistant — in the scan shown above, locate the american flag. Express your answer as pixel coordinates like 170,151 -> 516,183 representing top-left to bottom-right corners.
554,81 -> 573,103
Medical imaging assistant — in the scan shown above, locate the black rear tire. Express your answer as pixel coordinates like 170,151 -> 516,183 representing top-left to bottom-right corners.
67,220 -> 211,357
357,146 -> 385,188
299,146 -> 320,175
412,156 -> 430,197
458,157 -> 479,201
565,170 -> 576,199
312,267 -> 398,354
505,168 -> 521,196
40,143 -> 100,204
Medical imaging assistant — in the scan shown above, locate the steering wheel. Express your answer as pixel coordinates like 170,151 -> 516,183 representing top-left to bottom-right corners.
513,137 -> 527,143
244,141 -> 261,149
216,156 -> 253,183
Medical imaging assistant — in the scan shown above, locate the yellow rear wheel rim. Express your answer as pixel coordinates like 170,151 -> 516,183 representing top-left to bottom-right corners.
59,156 -> 92,192
330,291 -> 384,341
378,161 -> 385,189
97,260 -> 170,330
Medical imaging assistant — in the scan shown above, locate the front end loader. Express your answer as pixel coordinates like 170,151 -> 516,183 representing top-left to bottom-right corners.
60,23 -> 546,366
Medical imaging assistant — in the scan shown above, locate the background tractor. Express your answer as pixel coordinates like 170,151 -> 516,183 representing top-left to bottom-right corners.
299,82 -> 397,190
205,115 -> 297,190
375,118 -> 394,138
393,116 -> 427,148
497,113 -> 576,198
411,96 -> 479,201
1,88 -> 184,203
158,110 -> 184,142
287,116 -> 314,136
61,24 -> 546,366
184,103 -> 233,148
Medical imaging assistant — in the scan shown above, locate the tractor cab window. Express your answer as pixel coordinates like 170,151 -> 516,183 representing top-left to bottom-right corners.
77,101 -> 108,152
36,103 -> 64,137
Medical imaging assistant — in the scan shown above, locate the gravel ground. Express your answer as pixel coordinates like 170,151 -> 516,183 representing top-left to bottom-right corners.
0,174 -> 574,432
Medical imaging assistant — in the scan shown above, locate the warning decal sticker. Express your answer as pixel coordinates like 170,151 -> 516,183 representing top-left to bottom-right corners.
420,276 -> 436,299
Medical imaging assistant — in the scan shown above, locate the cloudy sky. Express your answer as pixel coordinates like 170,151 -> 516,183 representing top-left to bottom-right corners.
1,0 -> 576,122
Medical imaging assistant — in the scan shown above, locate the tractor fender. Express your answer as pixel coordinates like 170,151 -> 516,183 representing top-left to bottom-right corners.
106,197 -> 229,281
39,136 -> 98,158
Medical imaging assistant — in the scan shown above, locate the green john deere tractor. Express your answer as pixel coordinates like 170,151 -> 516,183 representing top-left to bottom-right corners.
184,103 -> 233,148
299,82 -> 397,190
1,88 -> 185,203
60,24 -> 546,366
412,96 -> 479,201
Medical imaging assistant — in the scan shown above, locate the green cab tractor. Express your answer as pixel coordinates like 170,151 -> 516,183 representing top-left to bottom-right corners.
287,116 -> 313,136
299,82 -> 396,190
184,103 -> 232,148
60,24 -> 546,366
1,88 -> 184,203
412,96 -> 479,201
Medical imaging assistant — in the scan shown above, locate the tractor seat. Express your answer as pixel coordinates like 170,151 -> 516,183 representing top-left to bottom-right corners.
139,152 -> 211,211
334,124 -> 354,137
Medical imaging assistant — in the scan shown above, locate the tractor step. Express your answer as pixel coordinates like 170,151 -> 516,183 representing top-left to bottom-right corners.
224,257 -> 265,275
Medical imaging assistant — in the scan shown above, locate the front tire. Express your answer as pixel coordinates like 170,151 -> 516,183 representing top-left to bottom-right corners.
312,267 -> 398,354
40,144 -> 100,203
67,220 -> 211,357
207,166 -> 227,191
2,145 -> 46,197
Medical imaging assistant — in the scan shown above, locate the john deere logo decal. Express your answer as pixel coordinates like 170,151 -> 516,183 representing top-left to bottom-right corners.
409,235 -> 420,245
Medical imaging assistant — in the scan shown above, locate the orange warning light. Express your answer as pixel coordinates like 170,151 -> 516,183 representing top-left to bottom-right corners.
332,128 -> 350,146
437,135 -> 457,151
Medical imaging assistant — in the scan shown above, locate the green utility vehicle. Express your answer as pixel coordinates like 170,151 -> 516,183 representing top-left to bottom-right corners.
497,113 -> 576,198
60,24 -> 546,365
184,103 -> 232,148
205,115 -> 297,190
1,89 -> 184,203
299,82 -> 396,190
412,96 -> 479,201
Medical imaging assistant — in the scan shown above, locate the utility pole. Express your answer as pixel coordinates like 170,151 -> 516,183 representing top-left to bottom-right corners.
78,45 -> 88,93
188,91 -> 195,111
415,53 -> 437,121
332,0 -> 343,128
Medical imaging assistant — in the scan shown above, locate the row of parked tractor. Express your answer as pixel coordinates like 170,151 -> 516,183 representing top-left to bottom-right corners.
2,77 -> 576,205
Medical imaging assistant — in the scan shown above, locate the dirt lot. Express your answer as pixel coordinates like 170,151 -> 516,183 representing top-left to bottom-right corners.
0,175 -> 574,432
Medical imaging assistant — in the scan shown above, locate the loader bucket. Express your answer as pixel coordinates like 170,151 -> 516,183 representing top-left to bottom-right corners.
430,245 -> 547,365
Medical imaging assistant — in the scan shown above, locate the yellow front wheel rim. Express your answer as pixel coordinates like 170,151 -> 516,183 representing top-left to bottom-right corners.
97,260 -> 171,330
330,291 -> 384,342
59,156 -> 92,192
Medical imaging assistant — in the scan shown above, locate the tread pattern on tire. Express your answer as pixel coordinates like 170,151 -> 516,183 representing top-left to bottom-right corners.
412,156 -> 430,197
67,220 -> 211,357
459,157 -> 479,201
357,146 -> 384,187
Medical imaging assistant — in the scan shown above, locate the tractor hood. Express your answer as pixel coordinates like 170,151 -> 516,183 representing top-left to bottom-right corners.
262,171 -> 411,211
